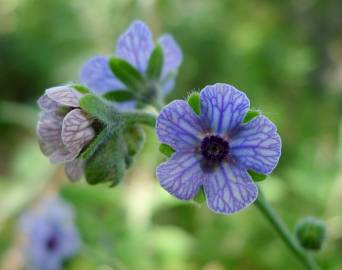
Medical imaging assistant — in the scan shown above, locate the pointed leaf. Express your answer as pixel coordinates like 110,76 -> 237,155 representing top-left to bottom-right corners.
243,109 -> 261,123
248,170 -> 267,182
109,57 -> 144,91
103,90 -> 135,102
72,84 -> 91,94
159,143 -> 175,157
147,44 -> 164,80
187,92 -> 201,115
192,187 -> 206,204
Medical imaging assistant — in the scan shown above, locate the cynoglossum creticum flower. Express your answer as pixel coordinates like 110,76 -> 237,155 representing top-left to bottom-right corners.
37,86 -> 96,181
20,197 -> 81,270
156,83 -> 281,215
80,20 -> 182,106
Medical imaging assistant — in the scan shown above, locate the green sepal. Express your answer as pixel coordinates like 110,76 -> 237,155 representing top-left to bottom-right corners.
159,143 -> 175,157
85,131 -> 126,186
72,84 -> 91,94
243,109 -> 261,123
192,187 -> 206,204
146,44 -> 164,80
103,90 -> 135,102
187,92 -> 201,115
124,125 -> 145,156
248,170 -> 267,182
109,57 -> 144,90
80,94 -> 122,126
122,125 -> 145,169
81,127 -> 111,160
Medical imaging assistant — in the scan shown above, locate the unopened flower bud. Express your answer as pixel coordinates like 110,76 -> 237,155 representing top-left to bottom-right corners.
37,85 -> 96,181
295,217 -> 326,251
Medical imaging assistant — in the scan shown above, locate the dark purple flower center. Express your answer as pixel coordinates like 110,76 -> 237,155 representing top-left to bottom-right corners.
200,135 -> 229,164
45,234 -> 59,252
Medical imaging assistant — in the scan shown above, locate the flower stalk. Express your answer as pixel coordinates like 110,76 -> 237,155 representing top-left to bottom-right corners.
255,190 -> 321,270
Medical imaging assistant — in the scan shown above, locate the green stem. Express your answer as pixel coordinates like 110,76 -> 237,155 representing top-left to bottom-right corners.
122,111 -> 157,127
255,191 -> 321,270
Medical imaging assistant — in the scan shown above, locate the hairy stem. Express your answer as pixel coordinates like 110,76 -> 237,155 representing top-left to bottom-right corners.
255,190 -> 321,270
122,111 -> 157,127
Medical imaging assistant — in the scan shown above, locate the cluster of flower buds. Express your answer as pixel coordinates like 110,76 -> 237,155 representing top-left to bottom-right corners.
37,85 -> 95,181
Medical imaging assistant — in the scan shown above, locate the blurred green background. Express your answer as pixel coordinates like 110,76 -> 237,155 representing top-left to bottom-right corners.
0,0 -> 342,269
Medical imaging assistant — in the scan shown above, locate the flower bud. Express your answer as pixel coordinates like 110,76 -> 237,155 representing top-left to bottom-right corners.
295,217 -> 326,251
37,85 -> 96,181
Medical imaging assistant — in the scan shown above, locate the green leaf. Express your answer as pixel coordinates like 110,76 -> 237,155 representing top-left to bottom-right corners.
79,94 -> 122,126
243,109 -> 261,123
85,132 -> 126,186
72,84 -> 91,94
187,92 -> 201,115
192,187 -> 206,204
109,57 -> 144,90
146,44 -> 164,80
103,90 -> 135,102
248,170 -> 267,182
159,144 -> 175,157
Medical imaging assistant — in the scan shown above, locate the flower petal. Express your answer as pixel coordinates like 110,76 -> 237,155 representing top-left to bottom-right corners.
203,162 -> 258,215
162,79 -> 175,95
156,100 -> 204,151
37,112 -> 63,155
65,159 -> 84,182
115,20 -> 154,72
200,83 -> 250,135
80,56 -> 124,94
46,86 -> 82,108
37,94 -> 60,112
49,147 -> 78,164
61,109 -> 95,157
230,115 -> 281,174
156,152 -> 205,200
159,34 -> 182,94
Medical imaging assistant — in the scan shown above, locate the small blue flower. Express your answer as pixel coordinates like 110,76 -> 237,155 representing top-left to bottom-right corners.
20,197 -> 81,270
80,20 -> 182,98
156,83 -> 281,215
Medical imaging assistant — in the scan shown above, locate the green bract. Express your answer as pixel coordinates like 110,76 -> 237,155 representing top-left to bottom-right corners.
85,131 -> 126,186
78,94 -> 149,185
147,44 -> 164,80
109,57 -> 144,91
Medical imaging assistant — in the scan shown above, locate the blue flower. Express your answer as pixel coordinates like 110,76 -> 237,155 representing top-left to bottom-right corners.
20,197 -> 81,270
156,83 -> 281,215
80,20 -> 182,101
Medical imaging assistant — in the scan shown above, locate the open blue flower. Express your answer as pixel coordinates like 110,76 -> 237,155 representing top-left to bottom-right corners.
80,20 -> 182,99
20,197 -> 81,270
156,83 -> 281,215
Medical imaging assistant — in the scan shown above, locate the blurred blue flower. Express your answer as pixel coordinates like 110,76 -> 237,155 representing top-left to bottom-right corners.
80,20 -> 182,97
156,83 -> 281,215
20,197 -> 81,270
